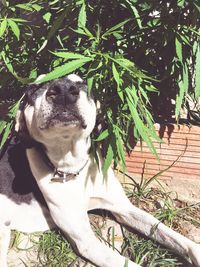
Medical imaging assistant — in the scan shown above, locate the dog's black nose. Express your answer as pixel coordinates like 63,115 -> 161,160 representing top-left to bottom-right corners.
46,82 -> 80,105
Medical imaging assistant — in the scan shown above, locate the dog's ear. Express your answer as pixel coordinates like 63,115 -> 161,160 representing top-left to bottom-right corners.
15,109 -> 36,148
15,83 -> 41,148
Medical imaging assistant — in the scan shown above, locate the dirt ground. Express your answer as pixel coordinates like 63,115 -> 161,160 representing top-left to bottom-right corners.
7,206 -> 200,267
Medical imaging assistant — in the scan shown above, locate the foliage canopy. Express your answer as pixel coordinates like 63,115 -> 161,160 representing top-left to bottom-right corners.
0,0 -> 199,172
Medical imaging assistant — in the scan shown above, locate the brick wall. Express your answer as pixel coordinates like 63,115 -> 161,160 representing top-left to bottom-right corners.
126,124 -> 200,181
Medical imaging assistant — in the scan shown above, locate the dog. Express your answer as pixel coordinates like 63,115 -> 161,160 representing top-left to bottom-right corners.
0,74 -> 200,267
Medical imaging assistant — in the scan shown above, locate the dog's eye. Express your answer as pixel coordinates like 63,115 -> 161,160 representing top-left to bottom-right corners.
77,83 -> 88,94
46,85 -> 61,98
69,85 -> 79,96
25,85 -> 38,104
24,84 -> 44,106
76,80 -> 87,85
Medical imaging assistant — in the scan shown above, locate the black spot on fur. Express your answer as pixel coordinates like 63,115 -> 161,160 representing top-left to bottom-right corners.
0,136 -> 46,205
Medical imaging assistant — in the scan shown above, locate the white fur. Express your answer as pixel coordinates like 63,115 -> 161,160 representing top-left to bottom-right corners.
67,74 -> 83,82
0,195 -> 53,232
1,74 -> 200,267
0,195 -> 54,267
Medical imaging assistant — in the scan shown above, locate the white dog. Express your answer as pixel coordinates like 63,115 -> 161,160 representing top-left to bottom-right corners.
0,74 -> 199,267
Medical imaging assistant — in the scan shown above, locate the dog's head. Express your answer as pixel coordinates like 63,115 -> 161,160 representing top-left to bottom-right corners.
15,74 -> 96,147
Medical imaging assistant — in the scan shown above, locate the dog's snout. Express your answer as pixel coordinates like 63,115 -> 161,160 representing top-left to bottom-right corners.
46,82 -> 80,105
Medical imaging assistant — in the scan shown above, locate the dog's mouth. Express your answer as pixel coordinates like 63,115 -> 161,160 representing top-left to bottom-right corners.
39,113 -> 87,130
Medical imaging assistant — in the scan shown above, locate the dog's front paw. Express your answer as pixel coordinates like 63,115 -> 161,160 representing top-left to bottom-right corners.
0,261 -> 8,267
188,244 -> 200,267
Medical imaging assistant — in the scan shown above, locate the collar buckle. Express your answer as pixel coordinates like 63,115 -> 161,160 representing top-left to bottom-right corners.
35,144 -> 88,184
51,169 -> 77,183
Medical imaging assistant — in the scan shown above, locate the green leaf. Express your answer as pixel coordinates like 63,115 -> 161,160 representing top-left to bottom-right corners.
49,0 -> 59,5
175,37 -> 183,64
103,19 -> 130,37
175,65 -> 189,119
78,1 -> 87,28
95,129 -> 109,141
8,19 -> 20,40
113,57 -> 136,72
194,45 -> 200,99
0,121 -> 7,135
37,40 -> 48,54
8,100 -> 21,118
71,28 -> 88,36
1,0 -> 7,6
177,0 -> 185,7
0,122 -> 13,149
114,126 -> 126,169
185,27 -> 200,37
148,18 -> 161,27
52,51 -> 87,60
177,32 -> 190,46
32,4 -> 42,11
15,4 -> 33,11
194,2 -> 200,12
138,84 -> 149,103
47,9 -> 70,40
87,76 -> 94,95
130,5 -> 142,29
112,63 -> 124,102
145,84 -> 158,92
87,60 -> 103,75
81,26 -> 94,38
124,259 -> 129,267
112,63 -> 121,84
2,51 -> 15,75
102,143 -> 114,176
123,0 -> 143,28
11,18 -> 28,23
43,12 -> 52,24
16,3 -> 42,11
109,56 -> 154,80
126,89 -> 158,158
29,68 -> 38,79
56,35 -> 64,48
35,58 -> 92,84
0,19 -> 7,38
0,101 -> 20,149
2,52 -> 33,84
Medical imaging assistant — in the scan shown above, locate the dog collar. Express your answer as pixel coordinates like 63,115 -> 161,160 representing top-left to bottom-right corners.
34,142 -> 89,183
51,160 -> 89,183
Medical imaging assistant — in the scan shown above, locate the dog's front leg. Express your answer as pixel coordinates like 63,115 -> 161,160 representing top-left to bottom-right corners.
47,203 -> 141,267
26,148 -> 140,267
113,201 -> 200,266
95,170 -> 200,266
0,224 -> 11,267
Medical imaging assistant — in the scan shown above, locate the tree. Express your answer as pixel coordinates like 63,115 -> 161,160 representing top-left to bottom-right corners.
0,0 -> 199,172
